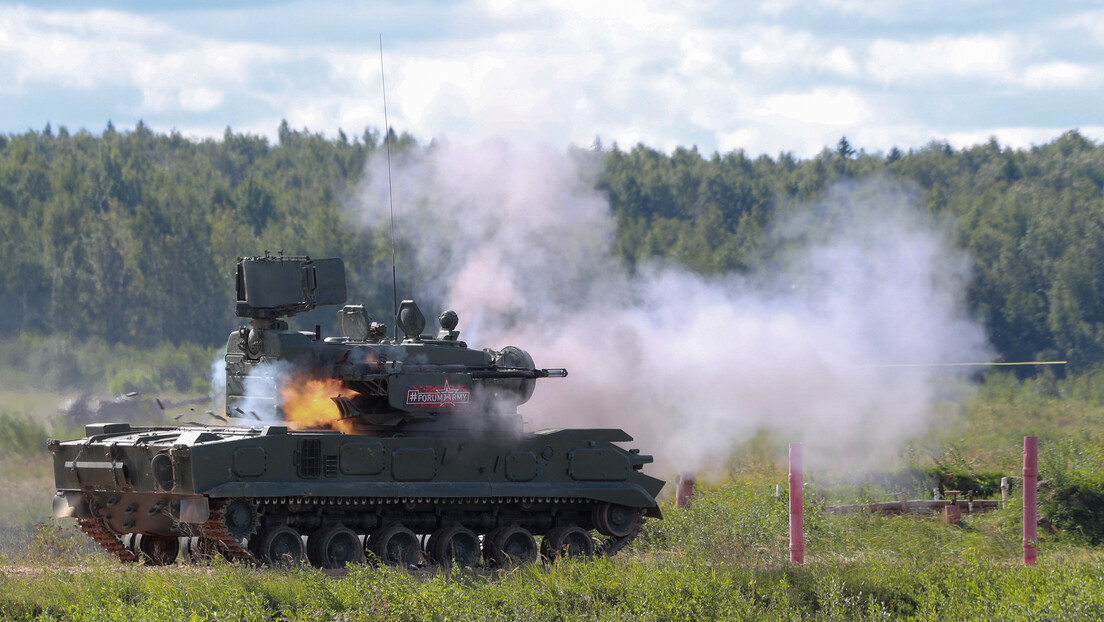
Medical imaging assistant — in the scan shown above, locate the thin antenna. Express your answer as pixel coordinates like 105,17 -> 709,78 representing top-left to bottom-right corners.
379,34 -> 399,341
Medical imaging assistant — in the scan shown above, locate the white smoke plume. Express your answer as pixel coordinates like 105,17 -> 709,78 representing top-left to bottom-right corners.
227,360 -> 294,425
208,351 -> 226,413
349,141 -> 991,474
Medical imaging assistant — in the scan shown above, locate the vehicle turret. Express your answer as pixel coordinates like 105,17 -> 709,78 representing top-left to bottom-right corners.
224,253 -> 566,435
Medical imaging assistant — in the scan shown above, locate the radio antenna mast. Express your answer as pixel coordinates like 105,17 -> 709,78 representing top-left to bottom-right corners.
379,35 -> 399,341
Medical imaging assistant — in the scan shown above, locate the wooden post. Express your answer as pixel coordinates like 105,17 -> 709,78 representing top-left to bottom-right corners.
1023,436 -> 1038,565
942,502 -> 961,526
1001,477 -> 1010,508
789,443 -> 804,564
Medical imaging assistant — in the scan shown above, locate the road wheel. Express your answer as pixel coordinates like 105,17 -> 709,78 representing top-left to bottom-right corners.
483,525 -> 537,567
137,534 -> 180,566
541,526 -> 594,561
592,503 -> 640,538
255,526 -> 305,566
307,524 -> 363,569
367,524 -> 422,568
182,536 -> 222,563
427,525 -> 480,567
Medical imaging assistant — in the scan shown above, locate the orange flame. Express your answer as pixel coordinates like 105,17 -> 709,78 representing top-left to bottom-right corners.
280,376 -> 358,434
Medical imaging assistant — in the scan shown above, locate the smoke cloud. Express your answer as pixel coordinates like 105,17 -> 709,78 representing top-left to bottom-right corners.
208,351 -> 227,413
349,142 -> 991,474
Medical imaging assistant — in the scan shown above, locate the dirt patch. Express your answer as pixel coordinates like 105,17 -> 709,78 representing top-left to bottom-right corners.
0,565 -> 95,577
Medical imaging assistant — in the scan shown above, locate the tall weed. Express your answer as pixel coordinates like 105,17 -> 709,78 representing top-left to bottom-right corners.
1039,437 -> 1104,544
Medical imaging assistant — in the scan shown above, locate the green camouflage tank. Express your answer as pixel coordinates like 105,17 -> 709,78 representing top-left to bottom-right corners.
50,254 -> 664,567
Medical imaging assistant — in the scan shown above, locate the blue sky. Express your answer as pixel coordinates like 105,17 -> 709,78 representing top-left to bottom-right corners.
2,0 -> 1103,157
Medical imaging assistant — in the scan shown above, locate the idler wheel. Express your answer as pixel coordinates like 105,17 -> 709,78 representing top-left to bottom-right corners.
483,525 -> 538,567
255,526 -> 305,566
426,525 -> 480,568
182,536 -> 222,564
541,526 -> 595,561
307,524 -> 364,569
222,498 -> 261,539
137,534 -> 180,566
592,503 -> 640,538
367,524 -> 422,568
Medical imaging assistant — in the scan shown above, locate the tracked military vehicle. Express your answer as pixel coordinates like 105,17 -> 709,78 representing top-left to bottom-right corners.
51,254 -> 664,568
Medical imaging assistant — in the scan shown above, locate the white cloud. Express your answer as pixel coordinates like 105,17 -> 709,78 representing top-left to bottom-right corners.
0,1 -> 1097,158
0,6 -> 287,113
0,7 -> 146,91
758,87 -> 872,127
864,32 -> 1101,92
397,55 -> 508,129
740,26 -> 859,77
757,0 -> 800,18
866,34 -> 1021,85
178,86 -> 224,112
374,1 -> 707,149
543,0 -> 692,34
1056,10 -> 1104,44
1022,61 -> 1098,90
942,126 -> 1104,151
758,0 -> 946,20
816,0 -> 917,18
824,46 -> 861,76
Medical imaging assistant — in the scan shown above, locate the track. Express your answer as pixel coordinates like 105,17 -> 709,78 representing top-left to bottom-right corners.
76,498 -> 646,567
598,518 -> 645,557
76,518 -> 138,563
201,500 -> 259,564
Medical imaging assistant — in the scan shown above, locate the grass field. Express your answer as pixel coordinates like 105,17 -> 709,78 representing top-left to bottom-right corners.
3,486 -> 1103,621
3,371 -> 1104,620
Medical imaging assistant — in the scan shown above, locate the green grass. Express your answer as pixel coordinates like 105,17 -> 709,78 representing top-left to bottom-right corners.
2,475 -> 1100,621
2,504 -> 1104,621
5,369 -> 1104,620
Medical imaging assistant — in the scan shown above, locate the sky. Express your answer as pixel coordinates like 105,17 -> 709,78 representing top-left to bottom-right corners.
2,0 -> 1103,158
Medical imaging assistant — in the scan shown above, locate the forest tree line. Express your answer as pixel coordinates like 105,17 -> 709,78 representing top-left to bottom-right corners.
2,123 -> 1103,375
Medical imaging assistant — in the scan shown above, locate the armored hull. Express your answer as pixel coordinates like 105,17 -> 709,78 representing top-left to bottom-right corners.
51,254 -> 664,567
52,423 -> 661,566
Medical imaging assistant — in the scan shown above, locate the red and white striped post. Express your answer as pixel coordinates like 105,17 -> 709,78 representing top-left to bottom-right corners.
789,443 -> 804,564
1023,435 -> 1038,565
676,472 -> 696,509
